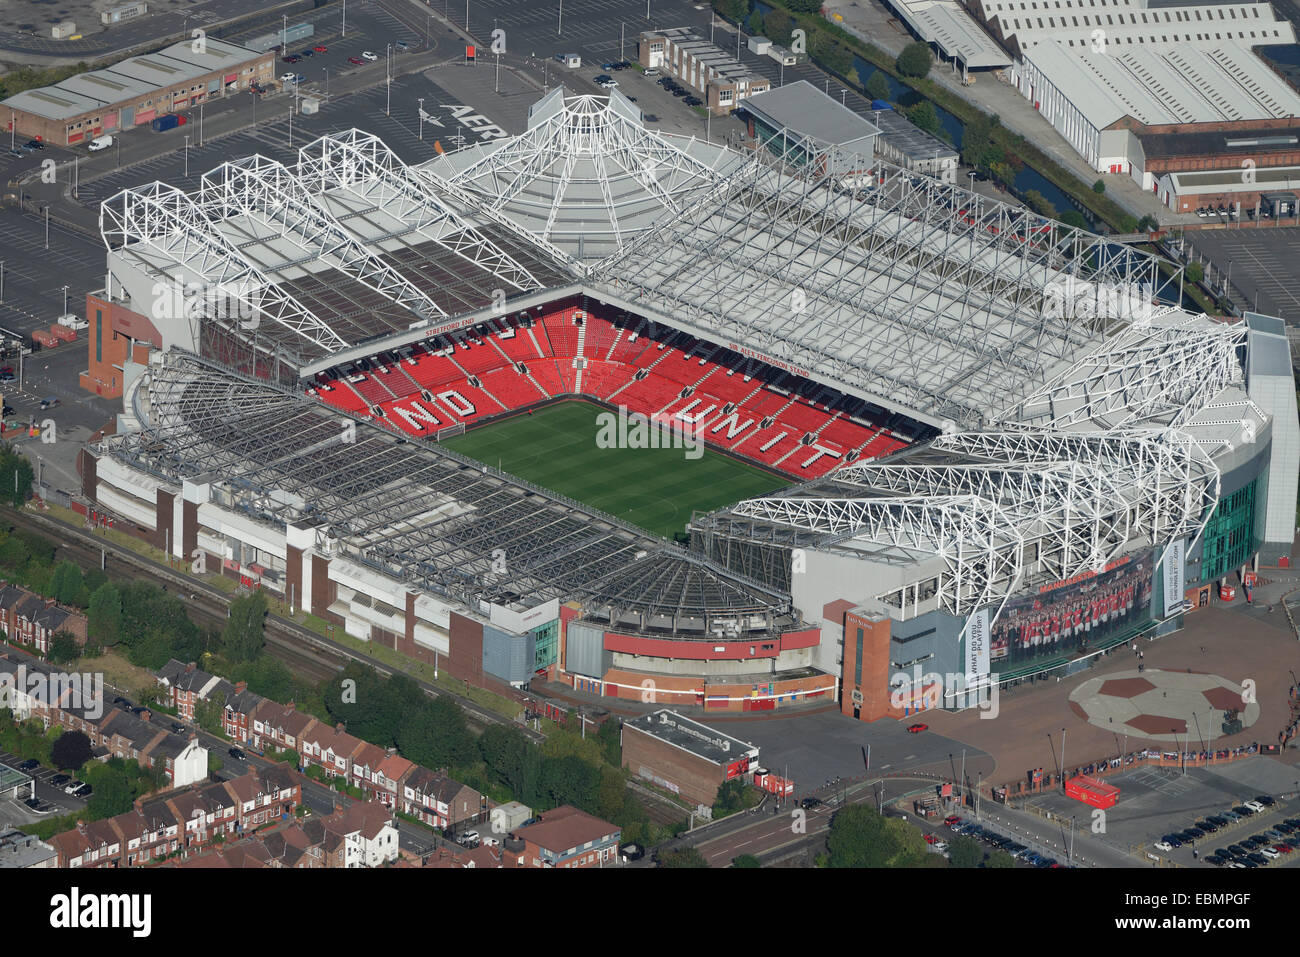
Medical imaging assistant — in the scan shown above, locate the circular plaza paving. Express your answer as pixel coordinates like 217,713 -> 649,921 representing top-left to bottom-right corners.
1068,669 -> 1260,742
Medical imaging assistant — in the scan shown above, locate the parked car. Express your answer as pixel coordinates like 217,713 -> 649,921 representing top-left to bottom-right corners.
1154,841 -> 1173,852
1256,795 -> 1276,807
1234,805 -> 1256,816
684,95 -> 703,106
1161,834 -> 1183,848
64,780 -> 85,795
1274,843 -> 1293,854
361,51 -> 378,61
228,747 -> 246,760
280,72 -> 297,83
597,78 -> 618,88
1244,800 -> 1266,813
643,114 -> 659,122
50,774 -> 71,787
313,44 -> 328,53
1220,810 -> 1241,821
1248,852 -> 1269,864
17,758 -> 39,771
944,815 -> 962,826
39,396 -> 59,410
458,830 -> 480,846
907,723 -> 928,733
800,797 -> 822,810
26,139 -> 44,150
1195,820 -> 1219,833
298,49 -> 314,58
348,56 -> 364,65
88,135 -> 113,152
1206,815 -> 1228,827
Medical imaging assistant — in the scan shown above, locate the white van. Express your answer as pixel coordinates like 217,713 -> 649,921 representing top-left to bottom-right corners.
88,135 -> 113,152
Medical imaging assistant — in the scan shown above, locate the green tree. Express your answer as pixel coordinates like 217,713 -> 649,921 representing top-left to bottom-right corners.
763,9 -> 793,43
1186,261 -> 1205,283
48,560 -> 84,606
659,847 -> 709,868
986,849 -> 1016,868
222,590 -> 267,663
732,853 -> 761,868
596,717 -> 621,767
1059,210 -> 1088,229
396,695 -> 476,771
826,804 -> 928,867
747,8 -> 764,34
1023,189 -> 1057,218
87,582 -> 123,647
47,631 -> 80,665
1136,214 -> 1158,232
713,778 -> 755,817
864,70 -> 890,102
905,100 -> 939,134
0,535 -> 30,571
896,41 -> 932,79
194,696 -> 226,736
0,448 -> 33,508
947,834 -> 984,867
1092,179 -> 1106,194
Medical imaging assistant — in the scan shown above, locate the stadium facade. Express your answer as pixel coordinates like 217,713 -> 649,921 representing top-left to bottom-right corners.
81,88 -> 1298,720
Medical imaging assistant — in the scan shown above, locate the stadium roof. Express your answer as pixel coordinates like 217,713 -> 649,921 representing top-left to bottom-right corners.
103,350 -> 793,628
102,91 -> 1171,428
692,309 -> 1254,627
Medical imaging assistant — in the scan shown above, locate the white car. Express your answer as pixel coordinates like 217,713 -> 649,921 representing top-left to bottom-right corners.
1154,841 -> 1173,852
361,51 -> 378,61
458,829 -> 479,845
63,780 -> 85,795
598,78 -> 618,88
1261,846 -> 1280,859
1245,800 -> 1266,813
280,72 -> 296,83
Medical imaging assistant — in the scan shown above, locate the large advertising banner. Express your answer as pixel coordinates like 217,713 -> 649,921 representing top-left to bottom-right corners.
965,607 -> 990,679
1162,539 -> 1186,618
990,550 -> 1155,665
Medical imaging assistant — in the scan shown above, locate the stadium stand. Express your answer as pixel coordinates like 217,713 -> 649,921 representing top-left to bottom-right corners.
310,300 -> 909,479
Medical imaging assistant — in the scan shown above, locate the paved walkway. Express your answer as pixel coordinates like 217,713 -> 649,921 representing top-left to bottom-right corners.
1069,669 -> 1259,743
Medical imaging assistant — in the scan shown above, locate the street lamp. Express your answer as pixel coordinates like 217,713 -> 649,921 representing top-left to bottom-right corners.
183,134 -> 189,177
418,97 -> 425,140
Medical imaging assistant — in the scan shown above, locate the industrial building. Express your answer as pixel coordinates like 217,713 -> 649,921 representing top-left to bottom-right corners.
622,711 -> 760,807
965,0 -> 1300,172
2,38 -> 273,146
741,81 -> 956,180
78,89 -> 1297,724
637,27 -> 771,114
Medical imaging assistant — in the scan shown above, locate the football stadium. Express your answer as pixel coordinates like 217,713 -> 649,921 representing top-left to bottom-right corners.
82,89 -> 1299,721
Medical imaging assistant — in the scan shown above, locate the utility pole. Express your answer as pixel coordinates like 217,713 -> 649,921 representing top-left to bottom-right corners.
199,100 -> 204,146
558,0 -> 563,35
342,0 -> 346,37
386,43 -> 392,116
418,97 -> 425,139
44,205 -> 49,250
183,134 -> 189,176
288,106 -> 292,146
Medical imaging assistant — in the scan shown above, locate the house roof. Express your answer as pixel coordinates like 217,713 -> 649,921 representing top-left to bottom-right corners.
513,805 -> 619,856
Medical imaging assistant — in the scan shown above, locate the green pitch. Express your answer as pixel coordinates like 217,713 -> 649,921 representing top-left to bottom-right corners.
443,400 -> 788,538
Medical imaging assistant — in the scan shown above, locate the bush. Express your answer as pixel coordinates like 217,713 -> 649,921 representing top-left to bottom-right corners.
864,70 -> 890,102
1092,179 -> 1106,194
1186,262 -> 1205,283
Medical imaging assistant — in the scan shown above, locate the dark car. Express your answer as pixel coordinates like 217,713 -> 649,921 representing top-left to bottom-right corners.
1206,816 -> 1229,827
170,723 -> 185,734
1162,834 -> 1183,848
671,87 -> 689,97
800,797 -> 822,810
1195,820 -> 1219,833
1256,795 -> 1276,807
684,95 -> 703,106
72,784 -> 92,798
1248,852 -> 1268,865
1227,843 -> 1248,856
1234,805 -> 1256,816
643,114 -> 659,122
282,55 -> 297,63
23,796 -> 42,810
50,773 -> 71,787
26,140 -> 44,150
17,758 -> 39,771
228,747 -> 246,760
299,49 -> 314,58
1182,827 -> 1204,840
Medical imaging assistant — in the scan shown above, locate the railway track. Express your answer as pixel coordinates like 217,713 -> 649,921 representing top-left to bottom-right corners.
4,506 -> 537,738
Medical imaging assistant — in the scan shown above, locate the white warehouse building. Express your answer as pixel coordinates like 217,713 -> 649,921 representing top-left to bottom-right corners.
968,0 -> 1300,173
